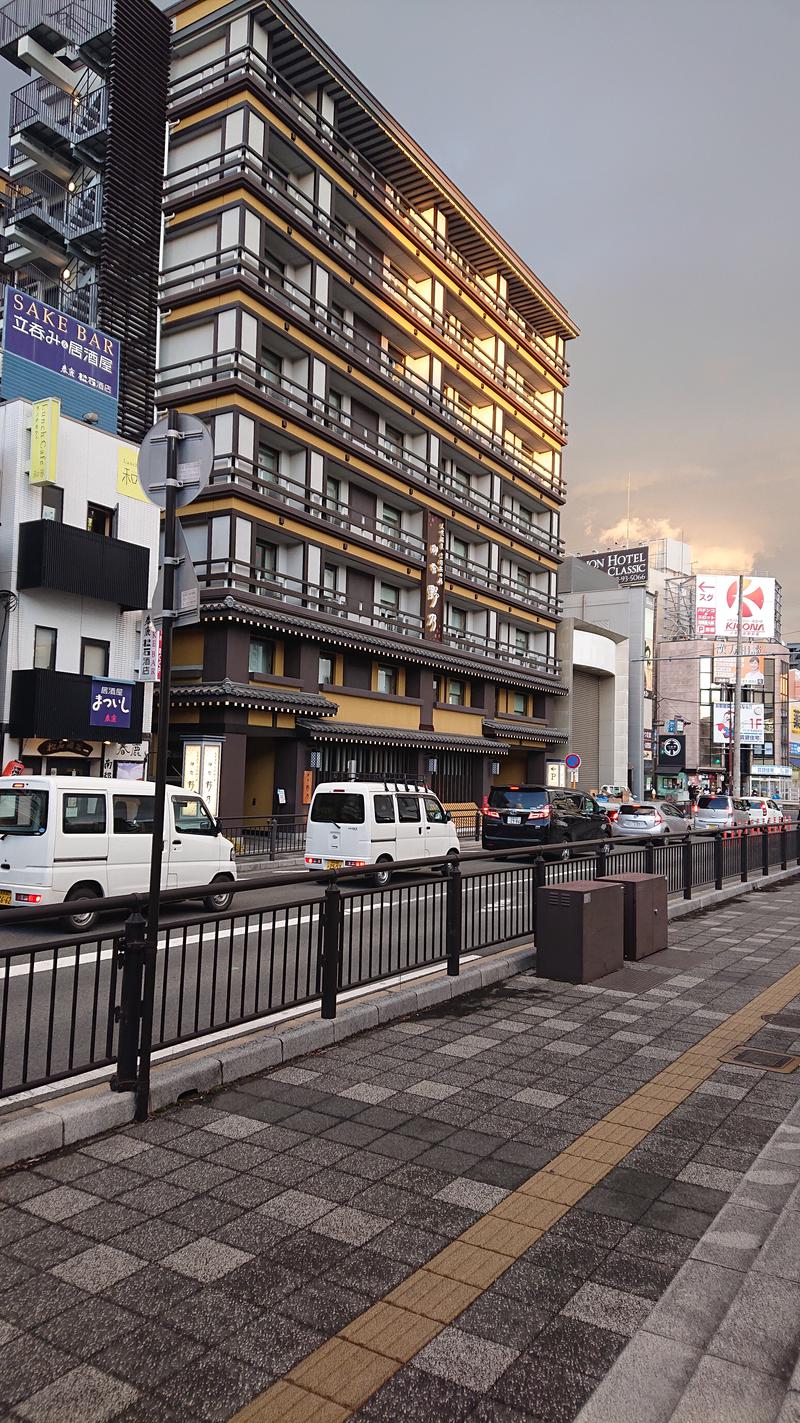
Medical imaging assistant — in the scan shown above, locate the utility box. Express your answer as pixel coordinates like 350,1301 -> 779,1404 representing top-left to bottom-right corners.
536,879 -> 624,984
604,873 -> 668,960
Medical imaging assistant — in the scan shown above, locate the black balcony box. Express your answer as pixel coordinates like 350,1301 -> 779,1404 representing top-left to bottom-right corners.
17,520 -> 149,611
9,669 -> 144,744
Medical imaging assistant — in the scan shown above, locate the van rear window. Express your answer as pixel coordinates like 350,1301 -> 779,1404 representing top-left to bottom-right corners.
698,796 -> 728,810
311,793 -> 365,824
62,794 -> 106,834
0,790 -> 48,835
373,794 -> 395,824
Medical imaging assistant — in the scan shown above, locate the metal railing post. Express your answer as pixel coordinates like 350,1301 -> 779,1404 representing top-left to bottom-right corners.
762,827 -> 770,877
595,840 -> 608,878
269,817 -> 278,862
741,829 -> 749,883
781,825 -> 788,872
320,881 -> 342,1019
645,840 -> 656,876
714,832 -> 724,891
682,837 -> 693,900
445,857 -> 462,977
532,854 -> 546,935
111,908 -> 147,1093
475,810 -> 481,841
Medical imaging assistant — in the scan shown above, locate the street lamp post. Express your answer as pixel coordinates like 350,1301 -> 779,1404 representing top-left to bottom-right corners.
732,574 -> 744,798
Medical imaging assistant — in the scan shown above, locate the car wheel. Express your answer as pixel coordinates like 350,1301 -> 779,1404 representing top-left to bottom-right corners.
203,876 -> 235,913
63,885 -> 101,932
373,856 -> 393,888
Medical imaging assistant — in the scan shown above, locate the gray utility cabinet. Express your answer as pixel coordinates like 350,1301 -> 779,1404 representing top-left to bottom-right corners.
604,873 -> 668,960
536,879 -> 624,984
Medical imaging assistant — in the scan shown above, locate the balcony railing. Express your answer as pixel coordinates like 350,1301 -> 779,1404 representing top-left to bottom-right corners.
157,349 -> 566,522
8,261 -> 98,321
160,241 -> 567,483
0,0 -> 111,53
164,146 -> 567,445
10,73 -> 107,160
192,559 -> 561,677
446,550 -> 562,617
168,45 -> 570,383
7,170 -> 67,233
65,180 -> 102,237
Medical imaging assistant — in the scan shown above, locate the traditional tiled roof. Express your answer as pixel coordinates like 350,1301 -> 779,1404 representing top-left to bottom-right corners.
170,680 -> 337,714
298,719 -> 510,755
482,720 -> 569,745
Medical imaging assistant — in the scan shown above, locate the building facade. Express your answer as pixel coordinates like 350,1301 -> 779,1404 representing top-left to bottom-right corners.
0,398 -> 160,775
0,0 -> 169,438
553,614 -> 629,794
158,0 -> 578,819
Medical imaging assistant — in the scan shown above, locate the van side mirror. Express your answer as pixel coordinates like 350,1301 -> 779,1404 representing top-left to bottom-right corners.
444,810 -> 452,822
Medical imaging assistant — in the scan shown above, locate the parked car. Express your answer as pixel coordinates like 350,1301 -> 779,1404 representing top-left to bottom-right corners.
693,794 -> 749,832
595,784 -> 632,804
607,800 -> 692,838
0,776 -> 237,930
481,786 -> 609,856
739,796 -> 786,826
304,782 -> 459,885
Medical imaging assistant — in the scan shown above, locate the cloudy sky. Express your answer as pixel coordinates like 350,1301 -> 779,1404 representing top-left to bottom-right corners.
2,2 -> 797,628
293,0 -> 800,636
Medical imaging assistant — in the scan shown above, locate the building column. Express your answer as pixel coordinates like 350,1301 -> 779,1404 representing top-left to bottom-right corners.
217,731 -> 248,820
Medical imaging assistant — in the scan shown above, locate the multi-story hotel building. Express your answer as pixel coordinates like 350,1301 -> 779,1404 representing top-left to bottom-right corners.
160,0 -> 578,820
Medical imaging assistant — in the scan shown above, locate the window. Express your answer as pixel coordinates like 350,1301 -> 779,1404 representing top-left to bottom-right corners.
0,789 -> 48,835
311,792 -> 365,824
81,638 -> 109,677
373,794 -> 395,824
512,692 -> 527,715
330,302 -> 347,335
173,796 -> 217,835
379,583 -> 399,610
113,795 -> 154,834
450,467 -> 470,492
323,563 -> 339,594
380,504 -> 402,535
264,249 -> 285,285
324,475 -> 341,510
328,389 -> 343,424
514,628 -> 529,652
396,794 -> 421,823
257,444 -> 279,482
62,793 -> 106,834
447,606 -> 466,634
384,424 -> 404,460
41,485 -> 63,522
254,541 -> 277,579
376,666 -> 397,696
87,503 -> 113,537
424,796 -> 447,824
319,654 -> 334,684
33,625 -> 57,671
260,347 -> 282,386
515,568 -> 531,590
387,344 -> 404,375
249,639 -> 273,675
448,680 -> 465,707
450,536 -> 468,563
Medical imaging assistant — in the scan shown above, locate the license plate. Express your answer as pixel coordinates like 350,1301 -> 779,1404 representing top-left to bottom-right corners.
326,859 -> 343,870
0,890 -> 10,906
506,816 -> 522,826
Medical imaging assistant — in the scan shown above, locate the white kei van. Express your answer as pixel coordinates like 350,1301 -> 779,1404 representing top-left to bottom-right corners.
0,776 -> 237,930
304,781 -> 460,884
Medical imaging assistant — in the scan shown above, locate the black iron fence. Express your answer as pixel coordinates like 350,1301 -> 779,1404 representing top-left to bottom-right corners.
223,808 -> 482,860
0,825 -> 797,1107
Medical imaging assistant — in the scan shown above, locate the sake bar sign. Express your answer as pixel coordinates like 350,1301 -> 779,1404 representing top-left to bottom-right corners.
2,285 -> 120,432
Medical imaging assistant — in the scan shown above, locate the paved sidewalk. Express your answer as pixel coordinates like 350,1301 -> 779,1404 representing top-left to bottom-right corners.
1,881 -> 800,1422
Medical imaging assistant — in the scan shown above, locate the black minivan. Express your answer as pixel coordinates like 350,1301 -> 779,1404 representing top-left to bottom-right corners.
481,785 -> 609,854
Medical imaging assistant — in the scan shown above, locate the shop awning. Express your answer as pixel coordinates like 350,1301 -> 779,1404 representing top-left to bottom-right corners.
298,720 -> 510,755
482,719 -> 569,745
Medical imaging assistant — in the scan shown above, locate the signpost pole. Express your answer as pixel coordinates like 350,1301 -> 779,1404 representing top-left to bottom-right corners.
134,408 -> 179,1122
732,574 -> 744,799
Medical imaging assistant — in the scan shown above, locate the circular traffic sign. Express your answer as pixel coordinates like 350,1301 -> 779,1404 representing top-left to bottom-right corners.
565,753 -> 582,770
138,412 -> 213,509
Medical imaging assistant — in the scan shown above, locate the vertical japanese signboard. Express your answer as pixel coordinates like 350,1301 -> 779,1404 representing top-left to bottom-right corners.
423,511 -> 446,640
29,398 -> 59,484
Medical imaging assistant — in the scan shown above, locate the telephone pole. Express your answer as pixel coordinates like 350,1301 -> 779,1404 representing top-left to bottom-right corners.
732,573 -> 744,798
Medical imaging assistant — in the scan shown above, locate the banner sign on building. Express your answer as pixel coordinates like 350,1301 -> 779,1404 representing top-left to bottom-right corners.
657,733 -> 686,771
695,575 -> 777,640
2,285 -> 120,434
117,445 -> 148,502
89,680 -> 134,730
138,616 -> 162,682
712,701 -> 765,746
713,642 -> 766,687
577,546 -> 649,587
423,512 -> 445,639
29,397 -> 59,484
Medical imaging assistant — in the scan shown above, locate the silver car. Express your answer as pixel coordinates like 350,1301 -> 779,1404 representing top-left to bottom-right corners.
740,796 -> 786,826
694,794 -> 749,831
608,801 -> 692,838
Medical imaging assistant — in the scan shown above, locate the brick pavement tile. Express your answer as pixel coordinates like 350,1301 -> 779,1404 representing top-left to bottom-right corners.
62,1201 -> 150,1244
386,1268 -> 482,1322
574,1331 -> 702,1423
233,1379 -> 349,1423
0,1173 -> 52,1204
112,1144 -> 189,1177
51,1242 -> 142,1294
753,1210 -> 800,1283
164,1128 -> 227,1157
0,1273 -> 87,1328
267,1229 -> 352,1279
0,1206 -> 48,1247
111,1218 -> 194,1261
0,1252 -> 34,1290
638,1200 -> 716,1240
459,1215 -> 541,1257
279,1279 -> 373,1334
163,1193 -> 243,1236
618,1224 -> 696,1269
426,1240 -> 511,1289
0,1331 -> 73,1408
259,1189 -> 334,1227
292,1136 -> 356,1165
709,1272 -> 800,1381
164,1160 -> 237,1195
435,1178 -> 509,1212
352,1365 -> 477,1422
563,1280 -> 653,1336
34,1154 -> 99,1183
491,1350 -> 597,1417
352,1183 -> 421,1218
288,1336 -> 397,1409
659,1179 -> 729,1215
223,1313 -> 326,1378
66,1166 -> 146,1200
463,1159 -> 534,1191
341,1300 -> 441,1361
211,1174 -> 284,1210
402,1197 -> 477,1239
311,1205 -> 390,1246
591,1247 -> 675,1301
670,1355 -> 785,1423
492,1194 -> 566,1231
5,1222 -> 94,1269
164,1237 -> 252,1282
102,1261 -> 199,1317
92,1318 -> 203,1388
117,1180 -> 194,1216
415,1325 -> 517,1392
157,1352 -> 276,1423
32,1294 -> 140,1359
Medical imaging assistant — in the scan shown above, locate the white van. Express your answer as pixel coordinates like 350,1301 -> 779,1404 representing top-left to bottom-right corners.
0,776 -> 237,929
304,781 -> 460,884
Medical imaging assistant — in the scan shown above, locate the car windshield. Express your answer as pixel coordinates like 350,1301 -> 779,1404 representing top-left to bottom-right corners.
311,793 -> 365,824
489,788 -> 548,810
0,789 -> 48,835
698,796 -> 729,809
619,805 -> 655,816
